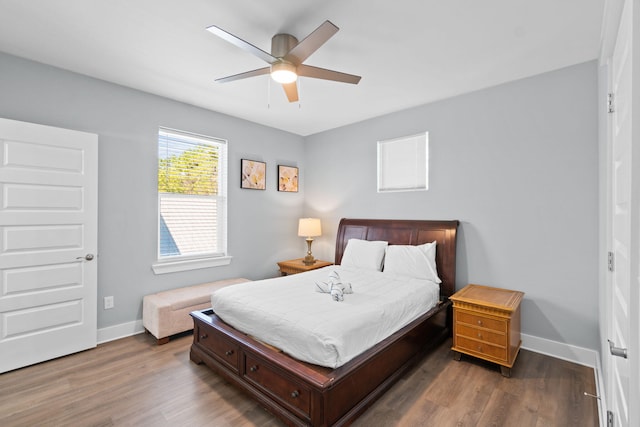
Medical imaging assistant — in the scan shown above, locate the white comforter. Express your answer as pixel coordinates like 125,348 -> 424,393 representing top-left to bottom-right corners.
211,265 -> 440,368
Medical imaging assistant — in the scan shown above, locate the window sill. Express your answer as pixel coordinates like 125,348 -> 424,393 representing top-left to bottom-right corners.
152,255 -> 232,275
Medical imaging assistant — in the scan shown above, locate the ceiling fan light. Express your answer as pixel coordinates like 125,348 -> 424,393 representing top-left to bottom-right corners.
271,62 -> 297,84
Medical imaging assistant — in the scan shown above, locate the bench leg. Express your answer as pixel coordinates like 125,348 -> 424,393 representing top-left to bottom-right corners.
157,337 -> 170,345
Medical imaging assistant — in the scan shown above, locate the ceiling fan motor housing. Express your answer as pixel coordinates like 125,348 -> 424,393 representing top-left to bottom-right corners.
271,34 -> 298,58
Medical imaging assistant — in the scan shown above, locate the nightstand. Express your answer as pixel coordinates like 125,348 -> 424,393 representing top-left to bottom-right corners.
450,284 -> 524,377
277,258 -> 332,276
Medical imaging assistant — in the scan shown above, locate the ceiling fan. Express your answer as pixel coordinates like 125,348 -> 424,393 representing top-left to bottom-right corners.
206,20 -> 361,102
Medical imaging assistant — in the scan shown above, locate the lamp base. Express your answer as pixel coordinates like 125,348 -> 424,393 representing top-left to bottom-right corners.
303,238 -> 316,265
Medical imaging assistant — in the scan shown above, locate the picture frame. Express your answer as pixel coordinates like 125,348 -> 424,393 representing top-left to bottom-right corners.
241,159 -> 266,190
278,165 -> 299,192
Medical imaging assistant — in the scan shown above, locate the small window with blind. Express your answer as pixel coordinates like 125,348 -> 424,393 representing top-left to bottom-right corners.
377,132 -> 429,192
152,128 -> 230,274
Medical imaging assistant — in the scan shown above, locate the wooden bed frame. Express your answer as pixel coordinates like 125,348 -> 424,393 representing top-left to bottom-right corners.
190,218 -> 459,426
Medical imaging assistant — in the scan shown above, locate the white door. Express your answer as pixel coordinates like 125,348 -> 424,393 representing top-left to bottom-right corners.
0,118 -> 98,373
606,0 -> 638,425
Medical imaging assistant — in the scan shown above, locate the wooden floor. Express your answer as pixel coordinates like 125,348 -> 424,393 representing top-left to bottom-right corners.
0,333 -> 599,427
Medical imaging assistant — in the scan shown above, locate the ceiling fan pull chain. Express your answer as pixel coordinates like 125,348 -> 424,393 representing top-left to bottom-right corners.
267,75 -> 271,109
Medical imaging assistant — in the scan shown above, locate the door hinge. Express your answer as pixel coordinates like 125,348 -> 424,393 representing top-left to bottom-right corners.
608,93 -> 615,113
607,410 -> 614,427
608,251 -> 615,272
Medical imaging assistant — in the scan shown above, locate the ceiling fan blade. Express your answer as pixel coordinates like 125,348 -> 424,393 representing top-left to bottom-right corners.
207,25 -> 277,64
282,82 -> 299,102
284,20 -> 339,65
215,67 -> 270,83
297,64 -> 361,84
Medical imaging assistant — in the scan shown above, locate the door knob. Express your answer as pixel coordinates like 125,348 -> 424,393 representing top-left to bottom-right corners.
76,254 -> 94,261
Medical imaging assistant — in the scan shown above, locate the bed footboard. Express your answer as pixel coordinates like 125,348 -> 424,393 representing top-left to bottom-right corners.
190,301 -> 450,427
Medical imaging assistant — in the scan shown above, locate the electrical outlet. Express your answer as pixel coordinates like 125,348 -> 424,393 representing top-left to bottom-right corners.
104,296 -> 114,310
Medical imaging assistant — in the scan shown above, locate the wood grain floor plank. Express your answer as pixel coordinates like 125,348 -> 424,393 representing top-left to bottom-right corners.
0,333 -> 598,427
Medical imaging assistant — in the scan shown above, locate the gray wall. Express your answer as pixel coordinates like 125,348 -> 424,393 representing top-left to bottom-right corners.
0,51 -> 600,351
304,61 -> 599,350
0,52 -> 306,329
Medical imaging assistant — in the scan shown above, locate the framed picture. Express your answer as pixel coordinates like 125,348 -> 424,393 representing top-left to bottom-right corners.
241,159 -> 266,190
278,165 -> 299,192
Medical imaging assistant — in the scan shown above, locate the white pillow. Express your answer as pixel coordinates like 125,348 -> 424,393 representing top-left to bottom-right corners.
340,239 -> 388,271
383,242 -> 441,283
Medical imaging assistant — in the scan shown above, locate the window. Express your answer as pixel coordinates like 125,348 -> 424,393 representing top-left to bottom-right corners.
153,128 -> 229,274
377,132 -> 428,192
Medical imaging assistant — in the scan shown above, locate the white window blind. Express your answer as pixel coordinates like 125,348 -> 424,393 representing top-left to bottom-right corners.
377,132 -> 429,192
157,128 -> 227,261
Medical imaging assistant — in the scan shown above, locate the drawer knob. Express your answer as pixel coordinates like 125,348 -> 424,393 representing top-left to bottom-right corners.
291,390 -> 300,398
199,334 -> 208,339
477,333 -> 483,339
249,365 -> 258,372
477,320 -> 483,326
477,345 -> 483,352
225,350 -> 234,356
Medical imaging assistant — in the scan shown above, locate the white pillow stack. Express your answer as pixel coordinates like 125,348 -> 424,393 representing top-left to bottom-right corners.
340,238 -> 441,283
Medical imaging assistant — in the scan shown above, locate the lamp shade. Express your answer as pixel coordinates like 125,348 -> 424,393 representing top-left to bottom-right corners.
298,218 -> 322,237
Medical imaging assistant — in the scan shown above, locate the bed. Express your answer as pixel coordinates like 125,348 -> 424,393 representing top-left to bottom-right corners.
190,218 -> 459,426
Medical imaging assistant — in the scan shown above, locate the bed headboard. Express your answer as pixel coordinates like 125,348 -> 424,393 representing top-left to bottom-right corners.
335,218 -> 459,299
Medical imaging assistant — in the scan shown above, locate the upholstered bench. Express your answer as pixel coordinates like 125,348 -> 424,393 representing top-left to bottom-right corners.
143,277 -> 250,344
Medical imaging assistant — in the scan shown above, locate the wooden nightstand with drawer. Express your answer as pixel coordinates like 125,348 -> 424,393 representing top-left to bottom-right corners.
450,284 -> 524,377
277,258 -> 332,276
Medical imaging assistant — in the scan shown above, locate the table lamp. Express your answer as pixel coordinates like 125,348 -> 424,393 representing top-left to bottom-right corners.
298,218 -> 322,265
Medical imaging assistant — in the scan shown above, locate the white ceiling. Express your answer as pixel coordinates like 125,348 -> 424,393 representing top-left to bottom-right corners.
0,0 -> 604,136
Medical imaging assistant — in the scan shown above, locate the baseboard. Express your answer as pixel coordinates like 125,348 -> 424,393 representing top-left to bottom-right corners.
98,323 -> 599,366
97,319 -> 145,344
522,333 -> 603,424
521,333 -> 598,368
98,322 -> 598,365
594,351 -> 607,427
